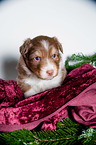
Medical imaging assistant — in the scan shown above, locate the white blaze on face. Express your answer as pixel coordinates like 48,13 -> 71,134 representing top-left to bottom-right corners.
40,59 -> 58,80
40,39 -> 58,79
41,40 -> 49,50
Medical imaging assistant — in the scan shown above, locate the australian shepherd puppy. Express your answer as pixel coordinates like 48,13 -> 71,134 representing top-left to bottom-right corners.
17,36 -> 67,98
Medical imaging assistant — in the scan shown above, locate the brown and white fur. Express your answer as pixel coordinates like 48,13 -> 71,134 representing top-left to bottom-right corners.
17,36 -> 67,98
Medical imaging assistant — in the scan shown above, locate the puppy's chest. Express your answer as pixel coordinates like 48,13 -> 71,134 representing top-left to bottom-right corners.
23,75 -> 61,94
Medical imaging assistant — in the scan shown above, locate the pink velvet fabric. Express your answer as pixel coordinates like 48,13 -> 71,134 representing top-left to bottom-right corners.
0,63 -> 96,132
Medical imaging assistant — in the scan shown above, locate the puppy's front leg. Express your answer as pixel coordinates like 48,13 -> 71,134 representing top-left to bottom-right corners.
17,79 -> 31,95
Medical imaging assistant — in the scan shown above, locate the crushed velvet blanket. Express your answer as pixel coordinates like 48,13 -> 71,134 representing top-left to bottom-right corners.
0,63 -> 96,132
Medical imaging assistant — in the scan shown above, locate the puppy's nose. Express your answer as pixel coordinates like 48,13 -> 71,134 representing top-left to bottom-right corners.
46,70 -> 54,76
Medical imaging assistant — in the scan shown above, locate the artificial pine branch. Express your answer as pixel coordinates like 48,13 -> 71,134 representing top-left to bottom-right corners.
78,128 -> 96,145
65,53 -> 96,73
0,118 -> 79,145
1,118 -> 96,145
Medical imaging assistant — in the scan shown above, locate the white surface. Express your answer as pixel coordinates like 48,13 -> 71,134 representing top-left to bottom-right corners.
0,0 -> 96,80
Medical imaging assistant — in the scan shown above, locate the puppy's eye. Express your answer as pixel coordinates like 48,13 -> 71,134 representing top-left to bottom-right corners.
34,56 -> 40,61
52,54 -> 57,58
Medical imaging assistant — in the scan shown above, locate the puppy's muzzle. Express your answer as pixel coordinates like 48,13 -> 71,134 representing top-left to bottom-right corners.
46,69 -> 54,76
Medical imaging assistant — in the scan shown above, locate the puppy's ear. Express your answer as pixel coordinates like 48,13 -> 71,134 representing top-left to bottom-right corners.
20,38 -> 32,58
53,37 -> 63,53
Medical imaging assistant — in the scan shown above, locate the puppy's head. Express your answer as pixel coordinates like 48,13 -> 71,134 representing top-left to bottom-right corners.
20,35 -> 63,80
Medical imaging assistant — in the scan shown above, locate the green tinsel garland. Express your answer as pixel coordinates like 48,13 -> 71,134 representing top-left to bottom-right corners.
0,53 -> 96,145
